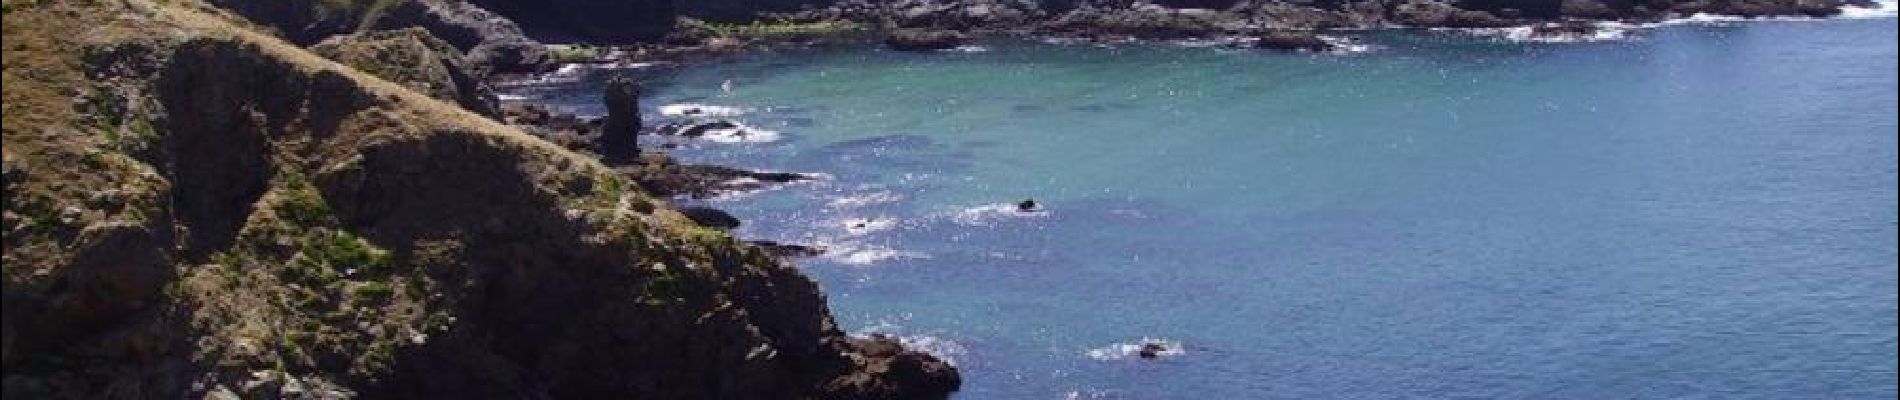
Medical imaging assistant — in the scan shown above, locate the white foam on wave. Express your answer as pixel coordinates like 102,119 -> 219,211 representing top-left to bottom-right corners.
1085,338 -> 1185,361
819,241 -> 929,266
695,122 -> 782,143
659,103 -> 750,118
827,191 -> 904,209
947,203 -> 1048,227
949,45 -> 991,53
1840,0 -> 1899,18
1319,35 -> 1378,53
1492,25 -> 1632,43
853,325 -> 970,367
495,93 -> 531,102
839,216 -> 899,236
1446,4 -> 1896,43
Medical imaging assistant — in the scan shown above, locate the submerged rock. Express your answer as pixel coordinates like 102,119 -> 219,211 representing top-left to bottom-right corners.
886,28 -> 970,51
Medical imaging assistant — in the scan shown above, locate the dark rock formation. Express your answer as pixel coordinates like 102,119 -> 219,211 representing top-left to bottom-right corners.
1253,30 -> 1335,51
599,76 -> 642,162
678,206 -> 744,229
886,28 -> 971,51
1043,2 -> 1240,39
208,0 -> 550,73
886,0 -> 1046,29
468,0 -> 676,43
659,119 -> 743,137
748,240 -> 828,258
311,27 -> 501,117
1390,0 -> 1515,27
386,0 -> 554,74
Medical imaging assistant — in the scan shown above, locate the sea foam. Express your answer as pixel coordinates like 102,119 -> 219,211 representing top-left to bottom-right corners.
659,103 -> 750,118
1085,338 -> 1185,361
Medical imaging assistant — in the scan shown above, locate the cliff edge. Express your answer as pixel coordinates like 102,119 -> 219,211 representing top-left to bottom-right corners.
0,1 -> 957,398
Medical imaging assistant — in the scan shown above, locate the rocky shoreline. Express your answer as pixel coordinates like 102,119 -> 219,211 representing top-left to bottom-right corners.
7,0 -> 1887,398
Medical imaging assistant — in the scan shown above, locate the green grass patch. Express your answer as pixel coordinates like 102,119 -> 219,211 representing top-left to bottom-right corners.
546,44 -> 599,63
701,20 -> 861,39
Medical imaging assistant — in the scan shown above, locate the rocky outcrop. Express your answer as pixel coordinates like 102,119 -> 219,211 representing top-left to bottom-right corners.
208,0 -> 550,73
885,28 -> 970,51
1043,2 -> 1242,39
598,76 -> 642,162
1253,31 -> 1335,51
886,0 -> 1046,29
1390,0 -> 1516,27
678,206 -> 744,229
2,1 -> 958,398
311,27 -> 501,117
468,0 -> 676,43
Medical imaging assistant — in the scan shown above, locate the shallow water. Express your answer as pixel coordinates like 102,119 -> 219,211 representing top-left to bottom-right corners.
518,18 -> 1897,399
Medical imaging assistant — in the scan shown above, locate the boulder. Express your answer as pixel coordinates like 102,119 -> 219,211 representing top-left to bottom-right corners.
311,27 -> 501,117
885,29 -> 970,51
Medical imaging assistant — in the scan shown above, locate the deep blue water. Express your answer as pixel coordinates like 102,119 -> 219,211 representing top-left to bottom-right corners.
517,18 -> 1897,399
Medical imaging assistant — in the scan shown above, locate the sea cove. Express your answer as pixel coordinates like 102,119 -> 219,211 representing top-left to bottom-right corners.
512,18 -> 1899,399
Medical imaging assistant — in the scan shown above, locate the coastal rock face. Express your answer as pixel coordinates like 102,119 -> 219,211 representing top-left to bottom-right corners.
680,0 -> 842,22
1043,2 -> 1242,39
887,0 -> 1047,29
886,28 -> 971,51
599,76 -> 642,162
1253,30 -> 1336,51
1390,0 -> 1516,27
467,0 -> 676,43
208,0 -> 550,73
1,1 -> 958,398
311,27 -> 501,117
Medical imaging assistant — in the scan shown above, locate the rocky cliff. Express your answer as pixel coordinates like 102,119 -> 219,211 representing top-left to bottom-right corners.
455,0 -> 1867,44
0,1 -> 956,398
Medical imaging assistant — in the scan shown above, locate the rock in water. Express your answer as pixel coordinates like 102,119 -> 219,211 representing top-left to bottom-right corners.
678,206 -> 743,229
1254,31 -> 1335,52
600,76 -> 642,162
886,28 -> 969,51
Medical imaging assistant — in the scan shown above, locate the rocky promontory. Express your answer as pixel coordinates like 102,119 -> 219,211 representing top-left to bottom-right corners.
1,1 -> 956,398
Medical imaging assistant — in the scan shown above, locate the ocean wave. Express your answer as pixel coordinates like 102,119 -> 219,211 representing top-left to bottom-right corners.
822,243 -> 929,266
853,326 -> 969,367
695,122 -> 782,143
839,216 -> 900,236
1466,24 -> 1634,43
949,45 -> 992,53
947,203 -> 1049,226
1085,338 -> 1185,361
1320,35 -> 1378,53
826,191 -> 905,209
494,62 -> 662,88
1840,0 -> 1899,18
659,103 -> 750,118
1444,4 -> 1896,43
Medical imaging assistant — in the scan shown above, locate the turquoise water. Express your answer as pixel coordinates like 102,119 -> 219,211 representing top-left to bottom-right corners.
524,19 -> 1897,399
